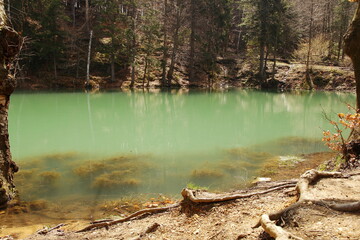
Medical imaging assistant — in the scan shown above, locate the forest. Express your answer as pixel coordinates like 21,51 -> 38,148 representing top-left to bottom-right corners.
6,0 -> 357,89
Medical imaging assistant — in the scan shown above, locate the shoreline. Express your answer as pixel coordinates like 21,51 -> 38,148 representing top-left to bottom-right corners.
15,63 -> 356,93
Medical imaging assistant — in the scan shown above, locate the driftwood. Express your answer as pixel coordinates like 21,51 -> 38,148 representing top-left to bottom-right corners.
256,170 -> 360,239
76,203 -> 179,233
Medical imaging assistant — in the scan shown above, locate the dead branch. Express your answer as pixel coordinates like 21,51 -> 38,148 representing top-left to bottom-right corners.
181,183 -> 296,203
76,203 -> 179,233
260,214 -> 303,240
37,223 -> 65,235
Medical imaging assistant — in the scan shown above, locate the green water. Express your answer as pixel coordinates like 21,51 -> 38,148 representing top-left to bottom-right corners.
8,90 -> 355,200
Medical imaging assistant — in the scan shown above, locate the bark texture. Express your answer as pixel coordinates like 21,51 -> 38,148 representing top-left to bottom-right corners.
344,1 -> 360,109
0,0 -> 21,208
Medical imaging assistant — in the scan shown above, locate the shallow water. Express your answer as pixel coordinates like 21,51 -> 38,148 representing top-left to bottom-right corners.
8,89 -> 355,201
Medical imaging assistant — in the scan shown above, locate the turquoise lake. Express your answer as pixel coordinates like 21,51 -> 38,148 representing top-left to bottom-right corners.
8,90 -> 355,201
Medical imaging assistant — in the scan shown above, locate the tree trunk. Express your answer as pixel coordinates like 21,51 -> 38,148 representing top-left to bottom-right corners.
0,0 -> 21,208
53,56 -> 57,83
72,0 -> 76,28
85,0 -> 89,31
130,16 -> 136,89
110,53 -> 115,82
143,56 -> 148,88
337,29 -> 344,62
189,0 -> 196,82
86,30 -> 93,86
161,0 -> 168,88
167,5 -> 181,84
305,0 -> 314,90
258,0 -> 266,81
344,1 -> 360,109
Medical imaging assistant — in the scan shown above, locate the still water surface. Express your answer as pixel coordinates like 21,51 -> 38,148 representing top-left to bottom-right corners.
8,90 -> 355,201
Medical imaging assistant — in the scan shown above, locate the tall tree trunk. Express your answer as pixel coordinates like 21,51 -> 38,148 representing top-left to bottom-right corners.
72,0 -> 76,28
161,0 -> 168,88
85,0 -> 89,31
344,1 -> 360,109
272,33 -> 278,80
0,0 -> 21,208
258,0 -> 266,81
110,53 -> 115,82
167,5 -> 181,83
53,55 -> 57,80
86,30 -> 93,86
143,56 -> 148,88
305,0 -> 314,90
189,0 -> 196,82
130,10 -> 137,89
337,29 -> 344,62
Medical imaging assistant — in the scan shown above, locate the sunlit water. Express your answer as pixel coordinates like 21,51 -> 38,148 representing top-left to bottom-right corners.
8,89 -> 355,202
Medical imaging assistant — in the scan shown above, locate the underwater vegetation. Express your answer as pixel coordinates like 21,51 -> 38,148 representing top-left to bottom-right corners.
248,136 -> 328,156
91,171 -> 141,189
191,169 -> 225,179
225,148 -> 274,163
13,136 -> 326,202
14,152 -> 154,200
188,136 -> 327,190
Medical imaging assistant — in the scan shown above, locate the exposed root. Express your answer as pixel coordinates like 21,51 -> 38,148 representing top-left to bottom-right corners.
76,203 -> 179,233
295,170 -> 344,201
256,169 -> 359,238
260,214 -> 303,240
329,201 -> 360,212
181,182 -> 296,203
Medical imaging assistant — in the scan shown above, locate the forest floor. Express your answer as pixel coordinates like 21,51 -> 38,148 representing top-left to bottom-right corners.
2,152 -> 360,240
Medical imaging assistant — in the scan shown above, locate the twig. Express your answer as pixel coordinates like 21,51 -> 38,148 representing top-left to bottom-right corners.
37,223 -> 65,235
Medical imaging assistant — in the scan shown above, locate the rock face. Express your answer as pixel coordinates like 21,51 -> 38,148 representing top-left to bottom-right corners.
0,0 -> 22,208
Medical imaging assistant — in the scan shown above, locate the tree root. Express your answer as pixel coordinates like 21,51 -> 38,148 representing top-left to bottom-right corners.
255,169 -> 360,239
295,170 -> 344,201
260,214 -> 303,240
329,201 -> 360,212
181,182 -> 297,203
76,203 -> 179,233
